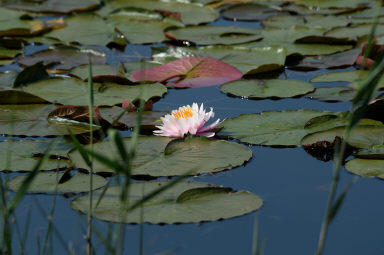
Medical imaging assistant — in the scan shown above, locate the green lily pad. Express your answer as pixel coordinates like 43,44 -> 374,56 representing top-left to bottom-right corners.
71,181 -> 263,224
99,107 -> 168,129
69,136 -> 252,176
107,8 -> 184,44
16,45 -> 107,71
6,171 -> 107,193
311,70 -> 368,83
219,79 -> 314,99
305,86 -> 356,102
238,26 -> 352,56
3,0 -> 100,14
0,140 -> 71,172
166,26 -> 262,45
46,14 -> 116,46
301,125 -> 384,149
0,7 -> 65,37
70,64 -> 132,84
100,0 -> 219,25
221,3 -> 289,21
0,104 -> 98,136
354,147 -> 384,159
325,23 -> 384,41
295,0 -> 375,9
21,77 -> 167,106
217,110 -> 339,146
218,110 -> 377,147
310,70 -> 384,89
198,46 -> 286,75
262,14 -> 356,30
123,61 -> 161,77
345,158 -> 384,179
290,48 -> 361,70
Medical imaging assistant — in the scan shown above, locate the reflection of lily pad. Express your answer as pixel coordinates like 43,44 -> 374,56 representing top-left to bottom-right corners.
22,77 -> 167,106
100,0 -> 219,25
345,158 -> 384,179
107,8 -> 184,44
301,125 -> 384,149
220,79 -> 314,99
7,172 -> 107,193
71,181 -> 263,224
305,86 -> 356,102
166,26 -> 262,45
0,104 -> 97,136
69,136 -> 252,176
217,110 -> 370,146
0,140 -> 71,171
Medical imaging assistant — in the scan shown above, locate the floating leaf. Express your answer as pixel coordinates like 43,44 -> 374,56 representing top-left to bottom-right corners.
0,104 -> 98,136
216,110 -> 370,146
301,125 -> 384,149
100,0 -> 219,25
345,159 -> 384,179
107,8 -> 184,44
0,140 -> 71,171
0,7 -> 65,37
220,79 -> 314,99
6,172 -> 107,193
354,147 -> 384,159
3,0 -> 100,14
238,26 -> 352,56
262,14 -> 355,30
69,136 -> 252,176
22,77 -> 167,106
16,45 -> 107,71
305,86 -> 356,102
71,181 -> 263,224
131,56 -> 242,88
48,105 -> 109,127
151,46 -> 286,75
70,64 -> 132,84
221,3 -> 289,21
46,14 -> 116,46
325,23 -> 384,41
166,26 -> 262,45
310,70 -> 384,89
99,107 -> 168,129
290,48 -> 361,70
13,62 -> 49,87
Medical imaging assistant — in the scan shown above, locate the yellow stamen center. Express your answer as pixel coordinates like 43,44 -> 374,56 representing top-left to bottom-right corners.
172,106 -> 194,119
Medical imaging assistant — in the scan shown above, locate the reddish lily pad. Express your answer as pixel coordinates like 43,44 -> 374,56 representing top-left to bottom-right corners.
131,56 -> 242,88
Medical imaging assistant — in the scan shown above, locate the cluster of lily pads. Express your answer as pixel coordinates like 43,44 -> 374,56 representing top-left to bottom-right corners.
1,0 -> 384,225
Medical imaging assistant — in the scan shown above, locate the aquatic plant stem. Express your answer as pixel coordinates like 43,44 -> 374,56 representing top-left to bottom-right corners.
315,134 -> 347,255
86,56 -> 95,255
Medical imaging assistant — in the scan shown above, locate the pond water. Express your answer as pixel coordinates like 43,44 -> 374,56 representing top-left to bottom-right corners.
1,1 -> 384,255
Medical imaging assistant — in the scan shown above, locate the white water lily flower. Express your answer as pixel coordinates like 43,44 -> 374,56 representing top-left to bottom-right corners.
154,103 -> 222,138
